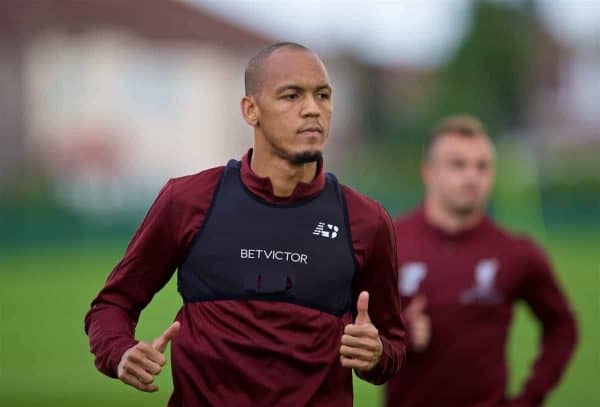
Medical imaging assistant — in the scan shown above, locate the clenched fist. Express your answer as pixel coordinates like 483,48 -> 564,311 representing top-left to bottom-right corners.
117,321 -> 180,392
340,291 -> 383,371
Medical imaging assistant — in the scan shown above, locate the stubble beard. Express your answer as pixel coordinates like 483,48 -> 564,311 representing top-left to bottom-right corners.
446,196 -> 483,218
265,134 -> 323,165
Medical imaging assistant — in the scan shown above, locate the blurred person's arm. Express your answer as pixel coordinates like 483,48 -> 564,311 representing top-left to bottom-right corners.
84,169 -> 223,378
510,240 -> 578,406
352,204 -> 406,384
401,295 -> 431,352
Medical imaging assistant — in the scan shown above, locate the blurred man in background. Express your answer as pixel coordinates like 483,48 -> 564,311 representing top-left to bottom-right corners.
85,42 -> 405,406
386,115 -> 577,406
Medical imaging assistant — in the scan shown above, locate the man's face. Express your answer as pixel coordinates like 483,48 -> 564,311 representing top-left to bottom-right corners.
252,49 -> 332,163
423,133 -> 495,215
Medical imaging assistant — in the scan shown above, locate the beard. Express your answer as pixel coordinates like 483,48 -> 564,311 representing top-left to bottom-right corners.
442,194 -> 479,217
289,150 -> 323,164
264,133 -> 323,165
450,202 -> 477,216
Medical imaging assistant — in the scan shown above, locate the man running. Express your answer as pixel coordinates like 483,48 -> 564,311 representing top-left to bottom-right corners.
386,115 -> 577,407
85,42 -> 405,406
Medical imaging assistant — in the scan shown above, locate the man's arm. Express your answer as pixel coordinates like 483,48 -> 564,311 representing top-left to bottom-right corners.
351,204 -> 406,385
511,240 -> 578,406
84,179 -> 184,378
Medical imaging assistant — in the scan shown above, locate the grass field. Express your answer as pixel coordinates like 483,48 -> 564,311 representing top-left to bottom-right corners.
1,228 -> 598,406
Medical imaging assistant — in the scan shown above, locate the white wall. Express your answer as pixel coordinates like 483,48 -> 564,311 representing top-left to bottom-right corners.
23,28 -> 251,213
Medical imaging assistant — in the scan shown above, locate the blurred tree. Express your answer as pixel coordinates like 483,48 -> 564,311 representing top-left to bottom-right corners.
352,1 -> 546,214
423,0 -> 538,137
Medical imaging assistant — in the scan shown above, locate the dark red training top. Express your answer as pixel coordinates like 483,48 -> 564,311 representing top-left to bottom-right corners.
85,150 -> 406,406
386,207 -> 577,407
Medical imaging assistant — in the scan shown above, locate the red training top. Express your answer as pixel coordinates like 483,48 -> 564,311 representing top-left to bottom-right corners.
386,207 -> 577,407
85,150 -> 406,406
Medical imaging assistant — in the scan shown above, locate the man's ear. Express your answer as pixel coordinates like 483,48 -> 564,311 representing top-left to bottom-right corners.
241,96 -> 260,127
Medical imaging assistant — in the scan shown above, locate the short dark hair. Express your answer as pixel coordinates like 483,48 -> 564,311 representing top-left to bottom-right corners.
244,42 -> 312,96
424,115 -> 489,158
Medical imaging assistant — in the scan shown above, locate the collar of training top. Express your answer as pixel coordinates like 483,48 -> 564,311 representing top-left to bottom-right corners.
240,148 -> 327,204
416,204 -> 492,242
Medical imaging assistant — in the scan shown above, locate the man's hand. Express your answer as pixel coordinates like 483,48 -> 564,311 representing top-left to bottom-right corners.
117,321 -> 181,392
404,295 -> 430,352
340,291 -> 383,372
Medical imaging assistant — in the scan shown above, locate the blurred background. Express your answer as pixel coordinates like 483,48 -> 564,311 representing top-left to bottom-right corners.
1,0 -> 598,405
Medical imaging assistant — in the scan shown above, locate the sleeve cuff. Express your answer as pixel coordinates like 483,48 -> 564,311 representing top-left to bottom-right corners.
96,336 -> 138,378
355,335 -> 402,385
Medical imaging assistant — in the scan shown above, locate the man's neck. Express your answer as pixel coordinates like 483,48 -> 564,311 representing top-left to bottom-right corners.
250,146 -> 318,198
424,197 -> 484,235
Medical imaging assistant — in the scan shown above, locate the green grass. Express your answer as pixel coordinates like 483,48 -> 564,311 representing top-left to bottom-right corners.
1,228 -> 598,406
506,228 -> 600,406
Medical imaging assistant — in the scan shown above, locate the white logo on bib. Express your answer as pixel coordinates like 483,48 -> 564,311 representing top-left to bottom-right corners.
312,222 -> 339,239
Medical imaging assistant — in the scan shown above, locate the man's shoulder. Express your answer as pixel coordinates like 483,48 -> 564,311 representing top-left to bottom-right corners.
486,219 -> 546,258
339,183 -> 394,252
495,226 -> 553,272
165,165 -> 225,206
339,183 -> 385,220
169,166 -> 225,191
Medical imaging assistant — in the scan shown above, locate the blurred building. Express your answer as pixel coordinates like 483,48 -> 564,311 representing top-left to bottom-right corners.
517,22 -> 600,202
373,11 -> 600,144
1,0 -> 597,219
0,0 -> 369,214
0,1 -> 261,212
527,22 -> 600,144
